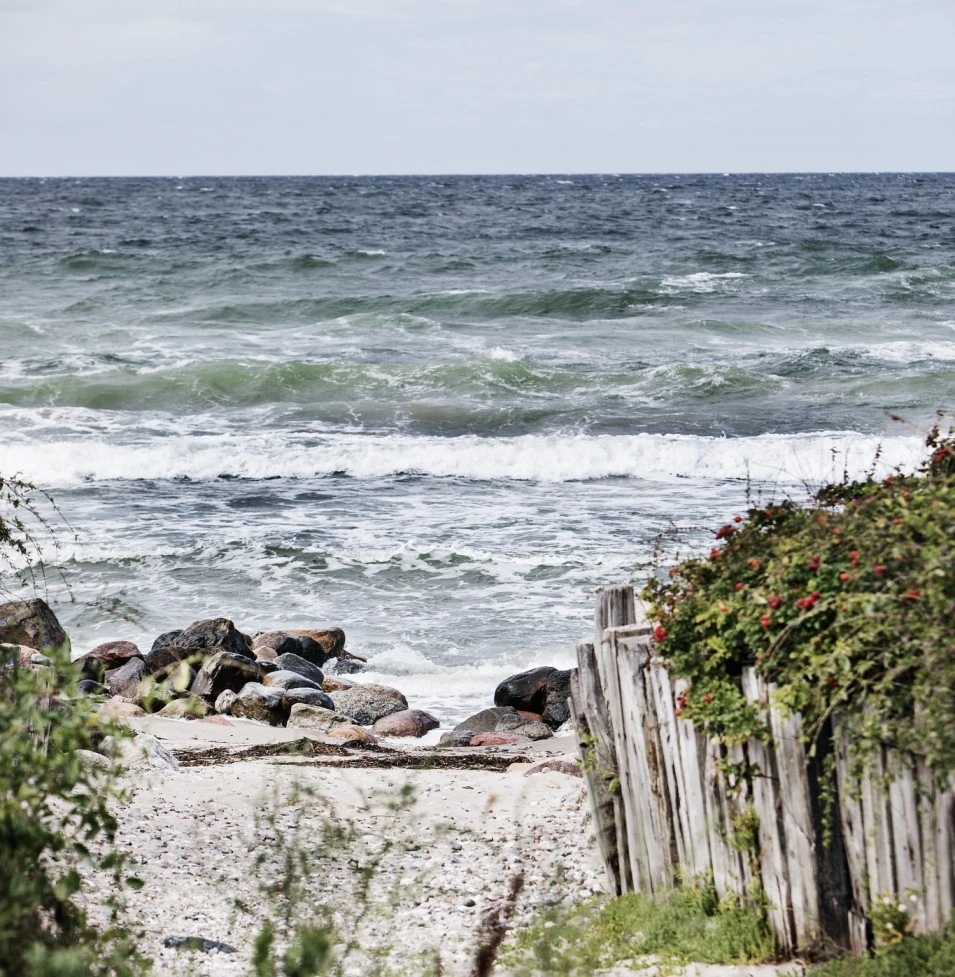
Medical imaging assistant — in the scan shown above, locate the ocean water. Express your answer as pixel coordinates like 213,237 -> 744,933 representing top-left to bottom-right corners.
1,174 -> 952,724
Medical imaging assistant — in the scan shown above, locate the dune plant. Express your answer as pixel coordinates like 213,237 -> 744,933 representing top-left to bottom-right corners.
640,418 -> 955,777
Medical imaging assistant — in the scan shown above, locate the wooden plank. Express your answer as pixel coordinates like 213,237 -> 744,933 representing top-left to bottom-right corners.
741,669 -> 795,954
702,739 -> 734,899
887,749 -> 924,930
917,760 -> 941,933
725,741 -> 757,897
859,749 -> 895,903
571,640 -> 623,895
833,723 -> 870,953
673,678 -> 715,882
768,688 -> 820,950
937,781 -> 955,926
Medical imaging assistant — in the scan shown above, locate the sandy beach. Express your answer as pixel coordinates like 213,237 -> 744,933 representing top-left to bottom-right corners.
82,716 -> 605,977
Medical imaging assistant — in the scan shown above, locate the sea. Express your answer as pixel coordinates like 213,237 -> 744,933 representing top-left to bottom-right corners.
1,173 -> 952,724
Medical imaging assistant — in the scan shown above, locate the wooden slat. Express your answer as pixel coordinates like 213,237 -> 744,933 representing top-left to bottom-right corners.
917,760 -> 941,933
887,750 -> 924,930
673,678 -> 715,881
834,723 -> 870,953
937,782 -> 955,925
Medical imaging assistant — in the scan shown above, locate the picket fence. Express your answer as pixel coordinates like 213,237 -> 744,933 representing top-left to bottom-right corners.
570,584 -> 955,955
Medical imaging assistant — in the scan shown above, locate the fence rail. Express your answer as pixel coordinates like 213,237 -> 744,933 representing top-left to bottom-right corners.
571,584 -> 955,955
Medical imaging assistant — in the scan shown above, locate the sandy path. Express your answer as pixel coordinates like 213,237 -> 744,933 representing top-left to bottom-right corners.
83,718 -> 605,976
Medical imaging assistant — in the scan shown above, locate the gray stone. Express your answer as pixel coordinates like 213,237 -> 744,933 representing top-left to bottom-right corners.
453,706 -> 519,734
190,650 -> 261,701
77,679 -> 109,695
158,696 -> 211,719
281,687 -> 335,711
230,682 -> 285,725
0,598 -> 70,655
144,618 -> 253,676
272,653 -> 324,686
214,689 -> 238,715
261,669 -> 320,691
541,668 -> 574,729
329,683 -> 407,726
372,709 -> 440,738
163,936 -> 236,954
286,703 -> 354,731
439,731 -> 474,747
105,657 -> 146,697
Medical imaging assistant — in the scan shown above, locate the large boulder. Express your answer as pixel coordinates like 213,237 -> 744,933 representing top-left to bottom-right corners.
286,703 -> 355,731
158,697 -> 211,720
494,666 -> 556,715
281,687 -> 335,711
0,599 -> 70,655
105,657 -> 146,697
97,698 -> 146,722
252,631 -> 301,656
372,709 -> 440,738
272,653 -> 324,687
454,706 -> 553,741
144,618 -> 253,676
189,651 -> 261,702
471,732 -> 532,747
541,669 -> 574,729
261,669 -> 320,692
75,640 -> 141,681
329,684 -> 407,726
325,725 -> 378,747
322,675 -> 354,693
285,628 -> 346,661
230,682 -> 285,725
215,689 -> 238,715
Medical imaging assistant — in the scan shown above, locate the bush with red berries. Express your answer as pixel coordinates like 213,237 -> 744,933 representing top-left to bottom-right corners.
641,421 -> 955,776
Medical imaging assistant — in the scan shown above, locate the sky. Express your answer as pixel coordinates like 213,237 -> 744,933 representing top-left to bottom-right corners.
0,0 -> 953,176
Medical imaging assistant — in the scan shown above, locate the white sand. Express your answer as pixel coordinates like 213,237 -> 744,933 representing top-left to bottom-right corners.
82,716 -> 605,976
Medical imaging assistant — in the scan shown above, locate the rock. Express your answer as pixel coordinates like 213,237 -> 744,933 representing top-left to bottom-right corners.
78,679 -> 109,695
326,655 -> 364,675
230,682 -> 285,725
522,757 -> 583,778
285,627 -> 347,661
189,651 -> 261,702
252,631 -> 300,655
281,687 -> 335,711
214,689 -> 238,715
286,703 -> 354,731
163,936 -> 236,954
75,748 -> 111,768
97,698 -> 146,721
324,724 -> 378,747
322,675 -> 354,693
0,598 -> 70,654
261,669 -> 320,692
272,653 -> 324,686
494,666 -> 557,715
75,640 -> 141,681
158,697 -> 211,719
372,709 -> 440,738
329,683 -> 407,726
454,705 -> 553,740
106,731 -> 179,771
471,732 -> 532,747
541,668 -> 574,729
255,647 -> 278,662
1,643 -> 49,669
144,618 -> 253,676
439,731 -> 474,747
105,657 -> 146,697
453,706 -> 519,734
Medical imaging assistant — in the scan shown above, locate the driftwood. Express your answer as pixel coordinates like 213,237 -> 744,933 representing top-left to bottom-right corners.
572,584 -> 955,956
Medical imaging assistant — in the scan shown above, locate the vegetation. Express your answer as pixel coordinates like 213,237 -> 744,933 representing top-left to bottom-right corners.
503,884 -> 777,975
808,921 -> 955,977
641,419 -> 955,776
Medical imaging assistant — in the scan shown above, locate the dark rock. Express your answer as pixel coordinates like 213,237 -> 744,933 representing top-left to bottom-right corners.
439,731 -> 474,747
76,640 -> 141,681
326,656 -> 364,675
158,696 -> 211,719
286,627 -> 346,660
230,682 -> 285,725
329,683 -> 407,726
144,618 -> 253,675
252,631 -> 301,656
453,706 -> 520,734
77,679 -> 108,695
150,630 -> 182,653
163,936 -> 237,954
257,659 -> 278,674
286,703 -> 354,730
372,709 -> 440,738
0,598 -> 70,655
281,687 -> 335,711
541,668 -> 574,729
190,651 -> 261,702
105,657 -> 146,697
261,669 -> 320,692
272,653 -> 324,686
494,666 -> 557,715
214,689 -> 237,715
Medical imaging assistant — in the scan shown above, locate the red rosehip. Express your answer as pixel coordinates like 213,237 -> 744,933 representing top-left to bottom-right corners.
905,589 -> 921,600
849,550 -> 859,564
674,708 -> 682,718
760,614 -> 771,628
735,582 -> 744,591
733,515 -> 743,523
748,558 -> 761,569
719,604 -> 729,613
710,548 -> 720,561
839,572 -> 849,581
703,694 -> 713,704
809,555 -> 820,571
653,625 -> 668,642
767,595 -> 782,609
874,565 -> 885,575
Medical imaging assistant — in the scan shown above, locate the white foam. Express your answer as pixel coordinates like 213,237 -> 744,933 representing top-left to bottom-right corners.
660,272 -> 748,293
4,430 -> 925,487
488,346 -> 519,362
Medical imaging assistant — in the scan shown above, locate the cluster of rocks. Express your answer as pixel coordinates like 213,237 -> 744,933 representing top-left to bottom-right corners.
2,598 -> 576,749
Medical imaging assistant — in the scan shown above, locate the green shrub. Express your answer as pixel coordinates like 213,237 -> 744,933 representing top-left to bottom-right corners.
809,920 -> 955,977
641,421 -> 955,776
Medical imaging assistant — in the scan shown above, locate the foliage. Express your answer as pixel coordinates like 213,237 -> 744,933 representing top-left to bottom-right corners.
503,884 -> 777,975
640,420 -> 955,775
0,645 -> 149,977
808,919 -> 955,977
869,893 -> 917,948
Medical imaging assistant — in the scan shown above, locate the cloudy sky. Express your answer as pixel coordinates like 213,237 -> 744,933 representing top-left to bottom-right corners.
1,0 -> 952,175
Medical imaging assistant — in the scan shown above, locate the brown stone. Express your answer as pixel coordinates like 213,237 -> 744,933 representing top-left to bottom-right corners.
470,732 -> 532,747
0,598 -> 70,655
372,709 -> 440,738
75,640 -> 141,680
321,675 -> 354,693
324,724 -> 378,747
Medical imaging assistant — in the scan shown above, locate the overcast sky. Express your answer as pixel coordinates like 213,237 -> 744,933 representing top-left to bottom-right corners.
1,0 -> 952,176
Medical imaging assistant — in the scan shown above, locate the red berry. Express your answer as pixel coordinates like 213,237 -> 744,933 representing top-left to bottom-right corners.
760,614 -> 771,628
874,565 -> 885,575
767,595 -> 782,609
839,572 -> 849,581
653,625 -> 668,642
735,582 -> 744,591
733,515 -> 743,523
703,694 -> 713,704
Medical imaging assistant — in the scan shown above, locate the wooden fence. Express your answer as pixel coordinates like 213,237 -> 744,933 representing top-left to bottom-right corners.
570,584 -> 955,955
